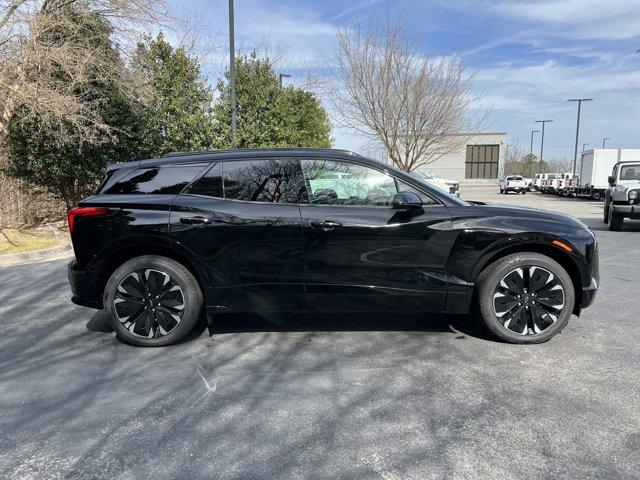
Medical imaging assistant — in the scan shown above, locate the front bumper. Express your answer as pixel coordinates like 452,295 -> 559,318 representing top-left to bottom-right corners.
611,203 -> 640,219
67,259 -> 102,309
581,277 -> 598,309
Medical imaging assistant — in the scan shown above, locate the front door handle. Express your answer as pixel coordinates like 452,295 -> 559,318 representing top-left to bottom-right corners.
180,216 -> 211,225
310,220 -> 342,231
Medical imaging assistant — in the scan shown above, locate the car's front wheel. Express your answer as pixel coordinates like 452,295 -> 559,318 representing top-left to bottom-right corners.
608,206 -> 624,231
477,252 -> 574,344
104,255 -> 203,347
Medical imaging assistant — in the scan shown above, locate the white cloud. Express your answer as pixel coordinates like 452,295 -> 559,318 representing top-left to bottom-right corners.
479,0 -> 640,40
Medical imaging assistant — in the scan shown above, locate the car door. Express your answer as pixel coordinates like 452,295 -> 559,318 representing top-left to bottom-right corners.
170,158 -> 308,312
299,158 -> 454,313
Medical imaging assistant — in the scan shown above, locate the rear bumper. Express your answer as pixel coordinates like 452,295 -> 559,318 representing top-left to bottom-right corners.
67,260 -> 102,309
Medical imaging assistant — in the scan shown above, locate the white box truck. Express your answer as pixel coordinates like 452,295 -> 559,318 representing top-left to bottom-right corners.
570,149 -> 640,200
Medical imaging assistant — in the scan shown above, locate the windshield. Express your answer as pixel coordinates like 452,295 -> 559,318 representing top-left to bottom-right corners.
619,164 -> 640,181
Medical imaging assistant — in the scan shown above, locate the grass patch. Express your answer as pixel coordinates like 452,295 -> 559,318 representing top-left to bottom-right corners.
0,227 -> 59,255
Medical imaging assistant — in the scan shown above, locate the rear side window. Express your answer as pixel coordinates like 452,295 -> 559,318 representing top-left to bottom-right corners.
105,165 -> 204,195
222,159 -> 308,204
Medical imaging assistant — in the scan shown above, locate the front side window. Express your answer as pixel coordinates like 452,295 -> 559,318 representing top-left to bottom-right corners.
222,159 -> 308,204
105,165 -> 205,195
301,159 -> 397,206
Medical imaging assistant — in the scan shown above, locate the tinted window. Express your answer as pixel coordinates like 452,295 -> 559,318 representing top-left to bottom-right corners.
187,163 -> 223,197
222,159 -> 308,204
301,159 -> 397,206
396,179 -> 438,206
105,165 -> 204,195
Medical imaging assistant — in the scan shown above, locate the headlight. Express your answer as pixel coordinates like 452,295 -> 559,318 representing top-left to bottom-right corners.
629,190 -> 639,200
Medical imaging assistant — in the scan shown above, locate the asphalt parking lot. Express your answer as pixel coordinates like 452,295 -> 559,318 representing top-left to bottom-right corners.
1,186 -> 639,480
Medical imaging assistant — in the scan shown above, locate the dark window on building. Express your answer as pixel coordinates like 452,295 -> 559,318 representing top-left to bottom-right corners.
465,145 -> 500,179
105,165 -> 205,195
222,159 -> 308,204
186,163 -> 223,198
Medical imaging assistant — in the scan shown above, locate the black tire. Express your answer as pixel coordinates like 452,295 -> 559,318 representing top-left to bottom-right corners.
603,201 -> 610,223
104,255 -> 203,347
608,207 -> 624,231
476,252 -> 575,344
521,190 -> 526,195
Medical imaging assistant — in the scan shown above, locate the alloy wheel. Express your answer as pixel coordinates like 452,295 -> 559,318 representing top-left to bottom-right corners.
113,269 -> 185,338
493,265 -> 565,335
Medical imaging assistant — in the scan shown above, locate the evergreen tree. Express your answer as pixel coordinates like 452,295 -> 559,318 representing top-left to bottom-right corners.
213,52 -> 331,148
132,34 -> 218,157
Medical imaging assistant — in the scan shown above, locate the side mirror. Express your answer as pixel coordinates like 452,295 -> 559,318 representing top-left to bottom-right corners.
608,175 -> 616,186
392,191 -> 423,210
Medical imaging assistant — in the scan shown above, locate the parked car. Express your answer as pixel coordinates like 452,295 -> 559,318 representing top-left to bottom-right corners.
532,174 -> 543,190
540,173 -> 560,194
555,173 -> 579,196
410,170 -> 460,197
523,177 -> 534,191
68,148 -> 599,346
604,161 -> 640,231
499,175 -> 527,194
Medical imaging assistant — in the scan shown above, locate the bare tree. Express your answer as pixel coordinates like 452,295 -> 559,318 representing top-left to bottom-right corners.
328,17 -> 487,172
0,0 -> 168,143
547,157 -> 573,173
503,141 -> 526,174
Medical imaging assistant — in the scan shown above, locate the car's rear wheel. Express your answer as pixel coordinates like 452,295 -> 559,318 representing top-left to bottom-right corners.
104,255 -> 203,347
477,252 -> 574,344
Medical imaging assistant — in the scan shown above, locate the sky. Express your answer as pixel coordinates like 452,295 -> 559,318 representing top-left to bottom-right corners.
169,0 -> 640,161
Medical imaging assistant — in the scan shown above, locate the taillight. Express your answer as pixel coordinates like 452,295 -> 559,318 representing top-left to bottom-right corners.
67,207 -> 110,235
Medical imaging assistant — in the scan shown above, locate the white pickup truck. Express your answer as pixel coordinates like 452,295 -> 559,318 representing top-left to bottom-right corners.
499,175 -> 527,195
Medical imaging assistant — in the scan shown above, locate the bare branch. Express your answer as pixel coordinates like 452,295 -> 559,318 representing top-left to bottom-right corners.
326,17 -> 489,172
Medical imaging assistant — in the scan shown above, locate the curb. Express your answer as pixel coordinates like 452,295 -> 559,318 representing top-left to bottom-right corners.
0,244 -> 73,267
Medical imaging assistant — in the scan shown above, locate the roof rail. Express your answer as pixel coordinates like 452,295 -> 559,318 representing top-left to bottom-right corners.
161,148 -> 361,158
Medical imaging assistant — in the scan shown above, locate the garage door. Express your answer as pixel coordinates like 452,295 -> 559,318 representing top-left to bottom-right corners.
465,145 -> 499,179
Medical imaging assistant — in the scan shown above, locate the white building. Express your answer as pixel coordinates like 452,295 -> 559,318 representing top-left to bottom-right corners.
414,132 -> 507,182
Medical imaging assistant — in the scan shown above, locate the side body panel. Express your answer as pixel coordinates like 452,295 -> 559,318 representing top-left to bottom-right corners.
170,194 -> 306,312
301,204 -> 455,312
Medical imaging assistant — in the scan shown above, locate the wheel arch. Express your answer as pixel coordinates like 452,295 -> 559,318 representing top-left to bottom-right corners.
472,243 -> 584,315
95,243 -> 209,306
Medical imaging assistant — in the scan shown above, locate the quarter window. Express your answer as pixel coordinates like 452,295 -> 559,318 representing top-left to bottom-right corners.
301,159 -> 397,207
105,165 -> 205,195
396,180 -> 438,206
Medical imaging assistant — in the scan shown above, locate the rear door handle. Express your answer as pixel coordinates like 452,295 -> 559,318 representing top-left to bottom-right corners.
180,216 -> 211,224
310,220 -> 342,231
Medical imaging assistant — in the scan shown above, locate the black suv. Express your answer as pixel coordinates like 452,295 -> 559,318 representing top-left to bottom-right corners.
68,148 -> 599,346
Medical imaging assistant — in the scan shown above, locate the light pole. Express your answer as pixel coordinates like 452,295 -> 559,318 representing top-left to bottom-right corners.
279,73 -> 291,86
582,143 -> 590,151
529,130 -> 539,176
602,137 -> 611,148
535,120 -> 552,174
567,98 -> 593,175
228,0 -> 236,143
